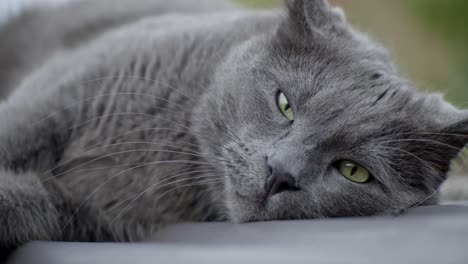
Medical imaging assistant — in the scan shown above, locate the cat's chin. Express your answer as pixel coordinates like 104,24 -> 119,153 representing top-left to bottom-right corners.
221,187 -> 262,223
224,188 -> 294,223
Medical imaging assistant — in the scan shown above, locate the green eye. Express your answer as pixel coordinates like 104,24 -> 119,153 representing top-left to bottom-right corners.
277,92 -> 294,121
337,160 -> 371,183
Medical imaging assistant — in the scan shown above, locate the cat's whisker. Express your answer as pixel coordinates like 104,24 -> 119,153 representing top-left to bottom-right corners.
32,89 -> 243,147
377,146 -> 444,193
377,145 -> 451,213
409,188 -> 440,209
40,124 -> 227,177
380,138 -> 462,153
384,137 -> 468,172
110,177 -> 224,224
393,187 -> 441,216
391,131 -> 468,138
111,126 -> 239,154
70,112 -> 179,131
60,161 -> 220,231
85,76 -> 243,145
213,214 -> 228,222
112,128 -> 201,148
81,75 -> 199,104
41,140 -> 227,178
42,151 -> 217,183
31,92 -> 192,126
369,154 -> 400,189
66,163 -> 214,175
104,170 -> 219,212
68,111 -> 239,150
107,172 -> 221,215
380,146 -> 436,171
381,136 -> 468,173
375,123 -> 414,137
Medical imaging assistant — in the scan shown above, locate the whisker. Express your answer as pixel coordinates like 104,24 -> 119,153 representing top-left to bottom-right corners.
107,171 -> 220,214
103,168 -> 218,212
60,161 -> 219,231
41,140 -> 227,178
42,151 -> 215,183
78,75 -> 199,104
33,90 -> 243,146
376,123 -> 414,137
112,128 -> 201,148
66,163 -> 214,175
380,146 -> 436,170
110,126 -> 240,154
68,111 -> 239,149
387,131 -> 468,139
380,138 -> 461,152
110,176 -> 223,224
409,189 -> 440,209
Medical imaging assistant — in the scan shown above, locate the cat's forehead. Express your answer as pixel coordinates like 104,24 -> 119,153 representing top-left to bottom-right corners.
265,66 -> 422,138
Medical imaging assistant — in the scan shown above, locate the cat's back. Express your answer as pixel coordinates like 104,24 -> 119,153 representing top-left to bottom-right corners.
10,9 -> 280,101
0,0 -> 250,98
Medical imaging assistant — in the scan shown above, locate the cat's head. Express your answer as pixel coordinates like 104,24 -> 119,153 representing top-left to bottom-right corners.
194,0 -> 468,222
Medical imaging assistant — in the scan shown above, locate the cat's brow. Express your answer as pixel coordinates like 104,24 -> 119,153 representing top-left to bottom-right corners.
371,88 -> 391,106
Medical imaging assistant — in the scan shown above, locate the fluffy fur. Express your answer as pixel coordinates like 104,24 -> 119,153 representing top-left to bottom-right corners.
0,0 -> 467,253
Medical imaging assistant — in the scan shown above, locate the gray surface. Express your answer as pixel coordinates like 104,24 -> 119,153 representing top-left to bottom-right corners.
7,202 -> 468,264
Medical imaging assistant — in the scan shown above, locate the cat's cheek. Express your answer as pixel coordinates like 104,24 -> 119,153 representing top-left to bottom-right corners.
222,177 -> 264,222
225,198 -> 270,223
223,185 -> 254,223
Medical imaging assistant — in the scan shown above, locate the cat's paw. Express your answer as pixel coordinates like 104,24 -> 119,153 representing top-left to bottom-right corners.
0,170 -> 60,250
0,199 -> 59,253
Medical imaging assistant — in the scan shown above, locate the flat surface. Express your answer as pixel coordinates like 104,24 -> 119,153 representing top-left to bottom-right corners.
7,202 -> 468,264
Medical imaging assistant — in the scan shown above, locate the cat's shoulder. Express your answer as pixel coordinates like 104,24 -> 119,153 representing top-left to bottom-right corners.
92,10 -> 281,48
13,9 -> 281,93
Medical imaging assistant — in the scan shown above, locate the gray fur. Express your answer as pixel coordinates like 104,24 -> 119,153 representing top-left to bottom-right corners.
0,0 -> 467,253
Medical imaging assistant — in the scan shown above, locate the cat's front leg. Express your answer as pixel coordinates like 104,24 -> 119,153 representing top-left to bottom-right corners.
0,170 -> 61,256
0,98 -> 73,255
0,92 -> 121,257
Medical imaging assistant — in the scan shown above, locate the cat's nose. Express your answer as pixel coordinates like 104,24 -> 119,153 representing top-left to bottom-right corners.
265,158 -> 300,197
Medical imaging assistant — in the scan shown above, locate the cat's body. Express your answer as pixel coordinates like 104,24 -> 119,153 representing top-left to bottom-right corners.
1,0 -> 467,255
0,0 -> 256,244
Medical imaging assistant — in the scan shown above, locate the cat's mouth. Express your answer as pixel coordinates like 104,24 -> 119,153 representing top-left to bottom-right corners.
234,190 -> 266,207
229,191 -> 270,223
228,187 -> 299,223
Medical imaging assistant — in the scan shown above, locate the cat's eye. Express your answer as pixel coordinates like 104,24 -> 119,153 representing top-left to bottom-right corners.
276,91 -> 294,121
337,160 -> 371,183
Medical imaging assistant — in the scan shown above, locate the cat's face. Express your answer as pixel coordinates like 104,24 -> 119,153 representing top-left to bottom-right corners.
195,0 -> 468,222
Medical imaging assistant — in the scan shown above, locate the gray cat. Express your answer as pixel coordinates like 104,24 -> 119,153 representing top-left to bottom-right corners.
0,0 -> 466,254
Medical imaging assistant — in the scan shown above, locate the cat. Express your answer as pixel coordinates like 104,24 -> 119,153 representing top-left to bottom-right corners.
0,0 -> 467,255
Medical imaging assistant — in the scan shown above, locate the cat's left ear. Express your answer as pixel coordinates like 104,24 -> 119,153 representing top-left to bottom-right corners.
419,94 -> 468,174
281,0 -> 349,41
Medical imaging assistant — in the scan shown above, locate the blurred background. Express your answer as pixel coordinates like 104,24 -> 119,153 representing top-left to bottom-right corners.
238,0 -> 468,199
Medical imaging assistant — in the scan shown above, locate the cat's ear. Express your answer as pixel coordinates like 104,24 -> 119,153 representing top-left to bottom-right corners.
281,0 -> 348,41
417,94 -> 468,174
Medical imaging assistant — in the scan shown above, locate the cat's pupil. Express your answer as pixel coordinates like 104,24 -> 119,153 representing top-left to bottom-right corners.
350,166 -> 358,176
284,104 -> 290,111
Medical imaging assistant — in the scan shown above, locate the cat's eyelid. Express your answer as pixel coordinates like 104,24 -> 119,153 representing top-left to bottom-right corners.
276,89 -> 295,109
331,155 -> 376,179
